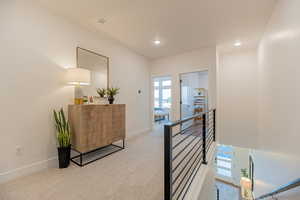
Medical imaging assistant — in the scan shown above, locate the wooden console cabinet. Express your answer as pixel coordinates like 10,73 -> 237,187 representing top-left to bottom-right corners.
68,104 -> 126,153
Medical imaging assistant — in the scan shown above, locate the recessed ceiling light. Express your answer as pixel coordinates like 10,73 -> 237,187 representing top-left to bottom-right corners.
97,18 -> 107,24
154,40 -> 161,45
234,41 -> 242,47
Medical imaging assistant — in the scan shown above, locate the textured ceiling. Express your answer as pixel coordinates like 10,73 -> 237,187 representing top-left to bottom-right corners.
38,0 -> 276,59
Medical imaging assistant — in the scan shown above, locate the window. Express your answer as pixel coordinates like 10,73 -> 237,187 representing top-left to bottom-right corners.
217,168 -> 232,177
153,77 -> 172,109
162,88 -> 171,108
216,145 -> 233,178
162,80 -> 171,87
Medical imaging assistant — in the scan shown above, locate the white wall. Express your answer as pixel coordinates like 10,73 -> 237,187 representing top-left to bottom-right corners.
257,0 -> 300,156
150,48 -> 217,121
232,146 -> 250,186
198,71 -> 209,90
250,0 -> 300,198
251,150 -> 300,199
218,49 -> 259,149
0,0 -> 150,182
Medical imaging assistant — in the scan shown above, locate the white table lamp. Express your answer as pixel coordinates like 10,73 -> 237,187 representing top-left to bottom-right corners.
66,68 -> 91,104
66,68 -> 91,86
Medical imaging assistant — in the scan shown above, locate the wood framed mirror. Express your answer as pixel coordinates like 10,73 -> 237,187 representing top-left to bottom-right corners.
75,47 -> 109,97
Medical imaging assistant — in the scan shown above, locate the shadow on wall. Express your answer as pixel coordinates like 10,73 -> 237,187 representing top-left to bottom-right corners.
0,44 -> 73,175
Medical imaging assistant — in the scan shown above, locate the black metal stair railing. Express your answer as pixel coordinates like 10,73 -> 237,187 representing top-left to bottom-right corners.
164,109 -> 216,200
255,178 -> 300,200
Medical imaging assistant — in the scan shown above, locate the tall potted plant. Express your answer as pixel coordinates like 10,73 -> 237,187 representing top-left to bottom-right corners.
106,87 -> 120,104
53,108 -> 71,168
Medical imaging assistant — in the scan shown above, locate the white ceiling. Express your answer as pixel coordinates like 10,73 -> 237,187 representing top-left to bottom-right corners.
38,0 -> 276,59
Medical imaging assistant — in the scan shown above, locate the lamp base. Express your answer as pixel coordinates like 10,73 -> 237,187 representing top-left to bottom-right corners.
74,98 -> 83,105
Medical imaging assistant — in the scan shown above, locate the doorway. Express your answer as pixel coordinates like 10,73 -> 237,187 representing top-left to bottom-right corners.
153,76 -> 172,125
180,71 -> 208,127
216,144 -> 251,187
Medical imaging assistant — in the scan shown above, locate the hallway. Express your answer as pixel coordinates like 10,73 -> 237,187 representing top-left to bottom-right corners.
0,130 -> 164,200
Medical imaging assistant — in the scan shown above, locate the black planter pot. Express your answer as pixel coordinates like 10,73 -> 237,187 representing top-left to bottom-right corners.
57,146 -> 71,168
108,96 -> 115,104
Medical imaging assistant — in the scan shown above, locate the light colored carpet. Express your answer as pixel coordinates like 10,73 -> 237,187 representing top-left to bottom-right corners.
0,123 -> 210,200
0,126 -> 165,200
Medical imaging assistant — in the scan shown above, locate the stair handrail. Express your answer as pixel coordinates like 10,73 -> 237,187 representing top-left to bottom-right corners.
255,178 -> 300,199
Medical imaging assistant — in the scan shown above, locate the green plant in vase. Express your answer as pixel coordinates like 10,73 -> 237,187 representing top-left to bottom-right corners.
241,168 -> 249,178
97,88 -> 107,98
106,87 -> 120,104
53,108 -> 71,168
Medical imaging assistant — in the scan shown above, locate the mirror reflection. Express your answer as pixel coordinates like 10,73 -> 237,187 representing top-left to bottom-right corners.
75,47 -> 109,98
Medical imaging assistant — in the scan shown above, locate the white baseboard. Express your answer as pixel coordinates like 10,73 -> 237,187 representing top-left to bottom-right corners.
0,157 -> 57,184
0,128 -> 151,184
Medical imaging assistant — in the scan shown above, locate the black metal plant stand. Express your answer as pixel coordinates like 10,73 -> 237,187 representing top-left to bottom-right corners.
70,139 -> 125,167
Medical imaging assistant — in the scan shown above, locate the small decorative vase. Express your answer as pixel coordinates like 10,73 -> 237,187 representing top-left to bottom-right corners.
57,145 -> 71,168
99,97 -> 108,104
108,96 -> 115,104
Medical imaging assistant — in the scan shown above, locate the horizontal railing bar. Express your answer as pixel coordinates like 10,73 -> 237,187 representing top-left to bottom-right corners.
163,108 -> 216,200
205,135 -> 213,144
174,153 -> 203,200
208,137 -> 214,144
172,123 -> 199,138
172,124 -> 212,140
207,127 -> 214,135
165,114 -> 202,128
206,134 -> 214,143
173,129 -> 200,150
206,136 -> 214,150
173,123 -> 202,138
206,133 -> 214,143
181,155 -> 203,200
166,110 -> 215,127
172,136 -> 199,161
178,132 -> 215,200
206,133 -> 213,141
256,178 -> 300,200
173,151 -> 203,197
172,139 -> 202,173
206,133 -> 213,142
206,139 -> 214,153
172,144 -> 202,185
207,129 -> 214,137
207,137 -> 214,146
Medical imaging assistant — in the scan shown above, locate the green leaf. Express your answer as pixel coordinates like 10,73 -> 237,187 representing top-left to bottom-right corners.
53,108 -> 71,148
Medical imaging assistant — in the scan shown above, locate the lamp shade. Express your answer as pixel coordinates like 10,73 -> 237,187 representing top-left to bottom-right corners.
66,68 -> 91,86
